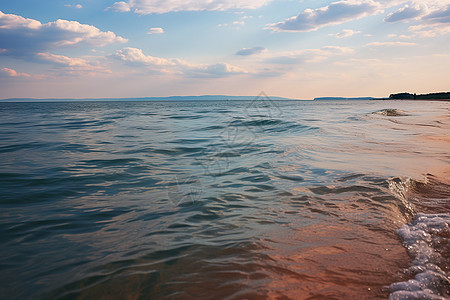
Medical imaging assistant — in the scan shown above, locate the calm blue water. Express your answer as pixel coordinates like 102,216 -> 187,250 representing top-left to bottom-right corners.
0,99 -> 449,299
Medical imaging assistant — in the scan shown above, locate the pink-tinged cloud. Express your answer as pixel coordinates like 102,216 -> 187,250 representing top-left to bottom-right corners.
330,29 -> 361,38
423,4 -> 450,24
36,53 -> 111,75
408,23 -> 450,37
265,46 -> 354,65
366,41 -> 417,46
1,67 -> 31,77
267,0 -> 381,32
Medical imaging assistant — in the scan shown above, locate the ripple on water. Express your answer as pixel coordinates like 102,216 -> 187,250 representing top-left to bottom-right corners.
1,100 -> 449,300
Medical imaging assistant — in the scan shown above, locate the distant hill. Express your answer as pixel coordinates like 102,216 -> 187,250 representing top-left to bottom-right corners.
389,92 -> 450,100
1,95 -> 297,102
314,97 -> 374,101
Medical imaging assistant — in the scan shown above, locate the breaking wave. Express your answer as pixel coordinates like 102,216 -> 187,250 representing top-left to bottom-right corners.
372,109 -> 409,117
388,176 -> 450,299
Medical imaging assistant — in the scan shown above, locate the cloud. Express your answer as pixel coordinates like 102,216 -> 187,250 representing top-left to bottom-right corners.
263,0 -> 449,34
267,0 -> 381,32
0,11 -> 127,57
408,23 -> 450,37
266,46 -> 354,64
114,47 -> 179,66
236,47 -> 267,55
147,27 -> 164,34
384,4 -> 426,22
1,67 -> 31,78
218,20 -> 246,27
65,4 -> 83,9
382,3 -> 450,38
0,11 -> 41,30
113,47 -> 248,77
423,3 -> 450,23
36,53 -> 110,75
105,1 -> 131,12
186,63 -> 248,78
330,29 -> 361,38
109,0 -> 271,14
366,41 -> 417,46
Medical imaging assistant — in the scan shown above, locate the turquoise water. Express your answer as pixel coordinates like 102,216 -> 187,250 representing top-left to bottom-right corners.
0,100 -> 449,299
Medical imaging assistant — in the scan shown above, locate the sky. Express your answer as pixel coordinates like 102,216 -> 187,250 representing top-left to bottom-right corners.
0,0 -> 449,99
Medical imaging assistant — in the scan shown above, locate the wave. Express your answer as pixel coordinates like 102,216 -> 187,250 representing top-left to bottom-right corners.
228,117 -> 318,133
389,213 -> 450,299
388,175 -> 450,214
388,176 -> 450,299
372,109 -> 409,117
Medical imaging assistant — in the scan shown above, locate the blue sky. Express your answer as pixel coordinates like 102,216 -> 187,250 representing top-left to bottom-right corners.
1,0 -> 449,99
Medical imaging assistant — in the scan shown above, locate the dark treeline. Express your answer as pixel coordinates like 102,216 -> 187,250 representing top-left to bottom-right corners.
389,92 -> 450,100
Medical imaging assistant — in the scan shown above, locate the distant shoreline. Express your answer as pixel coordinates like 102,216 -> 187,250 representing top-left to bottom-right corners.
387,92 -> 450,101
2,98 -> 449,102
1,92 -> 449,102
376,98 -> 450,102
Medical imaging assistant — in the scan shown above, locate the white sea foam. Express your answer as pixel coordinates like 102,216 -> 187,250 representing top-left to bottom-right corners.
389,213 -> 450,299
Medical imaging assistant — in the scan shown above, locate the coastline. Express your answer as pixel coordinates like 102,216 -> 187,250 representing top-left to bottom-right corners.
374,98 -> 450,101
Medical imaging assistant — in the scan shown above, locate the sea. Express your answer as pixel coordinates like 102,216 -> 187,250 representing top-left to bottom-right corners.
0,98 -> 449,299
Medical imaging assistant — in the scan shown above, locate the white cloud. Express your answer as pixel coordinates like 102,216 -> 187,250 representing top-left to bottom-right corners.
0,11 -> 41,30
266,46 -> 354,64
147,27 -> 164,34
105,1 -> 131,12
378,2 -> 450,37
47,20 -> 127,47
186,63 -> 248,78
114,47 -> 178,66
109,0 -> 271,14
113,47 -> 248,77
265,0 -> 450,37
218,20 -> 246,27
65,4 -> 83,9
384,4 -> 426,22
330,29 -> 361,38
1,67 -> 31,78
380,2 -> 450,38
267,0 -> 381,32
236,47 -> 267,56
0,11 -> 127,57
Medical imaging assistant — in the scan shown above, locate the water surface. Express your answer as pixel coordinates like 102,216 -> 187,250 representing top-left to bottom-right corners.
0,99 -> 449,299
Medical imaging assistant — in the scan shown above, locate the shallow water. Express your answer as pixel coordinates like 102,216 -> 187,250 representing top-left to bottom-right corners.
0,99 -> 449,299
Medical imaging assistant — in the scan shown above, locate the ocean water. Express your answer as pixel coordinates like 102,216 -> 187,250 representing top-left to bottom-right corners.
0,99 -> 449,299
